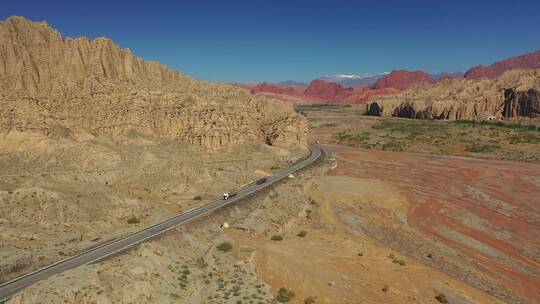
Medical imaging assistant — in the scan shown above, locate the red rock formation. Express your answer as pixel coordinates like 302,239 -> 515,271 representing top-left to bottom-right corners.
303,79 -> 353,102
465,50 -> 540,80
250,82 -> 296,95
371,70 -> 434,90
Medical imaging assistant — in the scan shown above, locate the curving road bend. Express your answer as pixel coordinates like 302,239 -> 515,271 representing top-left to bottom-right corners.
0,145 -> 322,302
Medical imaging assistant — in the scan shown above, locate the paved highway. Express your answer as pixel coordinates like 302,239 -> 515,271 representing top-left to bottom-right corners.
0,145 -> 322,302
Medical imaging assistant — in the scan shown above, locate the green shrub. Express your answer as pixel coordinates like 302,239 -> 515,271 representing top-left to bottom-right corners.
127,216 -> 140,224
276,287 -> 295,302
270,235 -> 283,241
297,230 -> 307,237
217,242 -> 233,252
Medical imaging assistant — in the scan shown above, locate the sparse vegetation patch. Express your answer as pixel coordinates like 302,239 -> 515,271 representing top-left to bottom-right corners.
333,117 -> 540,161
270,235 -> 283,241
126,216 -> 140,224
217,242 -> 233,252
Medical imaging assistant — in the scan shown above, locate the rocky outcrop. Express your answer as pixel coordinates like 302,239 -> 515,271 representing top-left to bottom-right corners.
503,89 -> 540,118
366,69 -> 540,120
303,79 -> 353,103
0,16 -> 307,148
465,50 -> 540,80
371,70 -> 434,90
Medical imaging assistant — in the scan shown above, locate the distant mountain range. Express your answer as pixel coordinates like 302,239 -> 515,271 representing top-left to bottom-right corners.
276,71 -> 463,87
277,80 -> 307,86
242,49 -> 540,105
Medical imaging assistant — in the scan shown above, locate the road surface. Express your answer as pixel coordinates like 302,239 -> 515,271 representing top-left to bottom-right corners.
0,145 -> 322,302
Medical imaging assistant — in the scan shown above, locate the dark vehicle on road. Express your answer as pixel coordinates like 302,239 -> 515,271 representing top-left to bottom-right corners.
256,178 -> 268,185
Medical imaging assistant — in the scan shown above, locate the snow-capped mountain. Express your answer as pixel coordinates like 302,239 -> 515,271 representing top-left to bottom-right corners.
319,73 -> 389,87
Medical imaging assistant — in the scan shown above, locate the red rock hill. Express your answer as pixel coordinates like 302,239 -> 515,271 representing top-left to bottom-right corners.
303,79 -> 353,102
464,50 -> 540,80
371,70 -> 434,90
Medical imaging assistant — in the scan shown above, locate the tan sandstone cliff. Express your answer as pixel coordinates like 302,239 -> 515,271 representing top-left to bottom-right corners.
366,69 -> 540,120
0,16 -> 307,147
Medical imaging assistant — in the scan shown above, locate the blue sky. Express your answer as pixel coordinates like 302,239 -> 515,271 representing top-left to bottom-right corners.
1,0 -> 539,82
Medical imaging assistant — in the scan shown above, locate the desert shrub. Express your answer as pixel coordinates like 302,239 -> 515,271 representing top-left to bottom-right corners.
297,230 -> 307,237
435,293 -> 449,303
127,216 -> 140,224
304,297 -> 315,304
217,242 -> 233,252
276,287 -> 295,302
270,235 -> 283,241
392,258 -> 406,266
193,195 -> 202,200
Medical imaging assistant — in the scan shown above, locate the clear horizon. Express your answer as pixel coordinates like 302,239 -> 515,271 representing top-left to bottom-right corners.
1,0 -> 539,83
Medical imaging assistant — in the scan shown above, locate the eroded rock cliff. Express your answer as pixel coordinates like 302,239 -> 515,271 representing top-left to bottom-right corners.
503,88 -> 540,118
0,16 -> 307,148
366,69 -> 540,120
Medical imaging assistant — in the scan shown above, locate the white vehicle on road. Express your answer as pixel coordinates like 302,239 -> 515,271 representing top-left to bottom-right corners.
222,192 -> 237,200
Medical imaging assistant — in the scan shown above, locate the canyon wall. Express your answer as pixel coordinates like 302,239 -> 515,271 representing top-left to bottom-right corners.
0,16 -> 307,148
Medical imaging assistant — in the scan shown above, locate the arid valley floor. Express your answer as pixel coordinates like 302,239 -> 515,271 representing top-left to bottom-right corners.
3,106 -> 539,304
